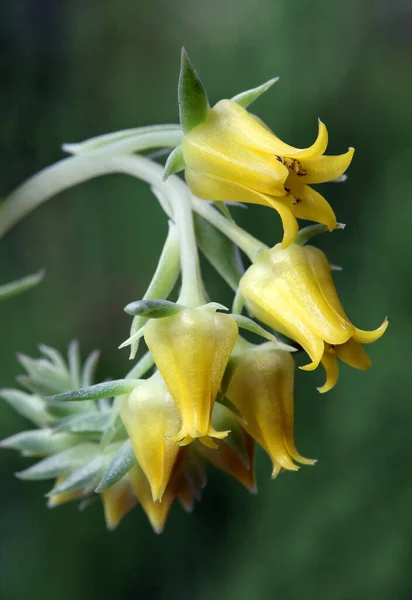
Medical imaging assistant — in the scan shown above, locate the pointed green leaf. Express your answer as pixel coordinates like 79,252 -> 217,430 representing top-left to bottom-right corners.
230,314 -> 297,351
294,222 -> 346,246
48,455 -> 108,496
194,213 -> 244,292
0,429 -> 84,456
46,379 -> 138,402
95,440 -> 136,492
38,344 -> 70,376
62,124 -> 182,156
81,350 -> 100,387
54,411 -> 111,434
68,340 -> 81,388
0,388 -> 52,427
178,48 -> 210,134
16,443 -> 99,480
0,270 -> 45,301
46,400 -> 95,418
163,146 -> 185,181
124,299 -> 185,318
231,77 -> 279,109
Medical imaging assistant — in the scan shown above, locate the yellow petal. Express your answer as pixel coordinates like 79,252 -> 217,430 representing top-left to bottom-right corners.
317,350 -> 339,393
335,339 -> 371,370
120,374 -> 181,501
283,176 -> 337,232
128,464 -> 175,534
300,147 -> 355,184
352,318 -> 388,344
182,112 -> 289,195
102,475 -> 138,530
213,100 -> 328,159
144,309 -> 238,443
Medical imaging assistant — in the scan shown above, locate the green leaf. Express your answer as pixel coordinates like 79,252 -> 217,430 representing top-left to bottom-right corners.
54,411 -> 111,434
0,270 -> 45,301
0,388 -> 52,427
38,344 -> 70,376
194,213 -> 244,292
127,221 -> 180,359
178,48 -> 210,134
124,299 -> 185,318
231,77 -> 279,109
81,350 -> 100,387
294,222 -> 346,246
0,429 -> 84,456
46,379 -> 138,402
47,455 -> 108,496
230,314 -> 297,351
46,400 -> 95,418
68,340 -> 81,388
62,124 -> 182,156
163,146 -> 185,181
16,443 -> 99,480
95,440 -> 136,492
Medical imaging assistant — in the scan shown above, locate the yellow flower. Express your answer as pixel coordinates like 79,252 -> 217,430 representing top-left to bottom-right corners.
144,307 -> 238,446
240,244 -> 388,392
101,474 -> 138,530
197,403 -> 256,492
224,340 -> 314,477
120,372 -> 181,501
182,99 -> 354,246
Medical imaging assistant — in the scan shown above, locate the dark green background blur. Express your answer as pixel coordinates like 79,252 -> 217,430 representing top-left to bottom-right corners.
1,1 -> 411,599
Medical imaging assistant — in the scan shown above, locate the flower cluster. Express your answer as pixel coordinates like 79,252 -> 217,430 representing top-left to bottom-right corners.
0,49 -> 387,533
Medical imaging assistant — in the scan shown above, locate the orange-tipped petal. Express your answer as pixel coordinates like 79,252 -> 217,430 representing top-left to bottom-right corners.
102,476 -> 138,530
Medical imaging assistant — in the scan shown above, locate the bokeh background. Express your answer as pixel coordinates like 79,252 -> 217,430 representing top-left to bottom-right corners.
1,1 -> 411,598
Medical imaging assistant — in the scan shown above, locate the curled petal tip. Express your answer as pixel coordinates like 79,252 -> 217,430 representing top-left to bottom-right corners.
353,318 -> 388,344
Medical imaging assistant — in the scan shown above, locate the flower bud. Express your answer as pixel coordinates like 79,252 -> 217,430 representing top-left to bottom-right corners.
225,341 -> 314,477
144,308 -> 238,446
120,372 -> 181,501
101,474 -> 138,530
182,99 -> 353,246
240,244 -> 388,392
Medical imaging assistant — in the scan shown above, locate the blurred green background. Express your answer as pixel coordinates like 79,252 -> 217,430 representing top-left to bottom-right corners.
1,0 -> 410,598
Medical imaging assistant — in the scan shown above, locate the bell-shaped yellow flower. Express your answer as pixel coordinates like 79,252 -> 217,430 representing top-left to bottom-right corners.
224,341 -> 314,477
144,307 -> 238,446
120,372 -> 181,501
182,99 -> 354,247
240,244 -> 388,392
101,474 -> 138,530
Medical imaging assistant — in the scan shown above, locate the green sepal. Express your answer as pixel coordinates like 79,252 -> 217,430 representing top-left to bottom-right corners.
230,314 -> 297,351
54,411 -> 111,434
0,388 -> 52,427
163,146 -> 185,181
213,202 -> 234,221
0,270 -> 45,301
16,443 -> 99,480
95,440 -> 136,492
0,429 -> 84,456
47,454 -> 109,496
194,213 -> 244,292
178,48 -> 210,134
294,222 -> 346,246
46,379 -> 138,402
124,299 -> 185,318
231,77 -> 279,109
